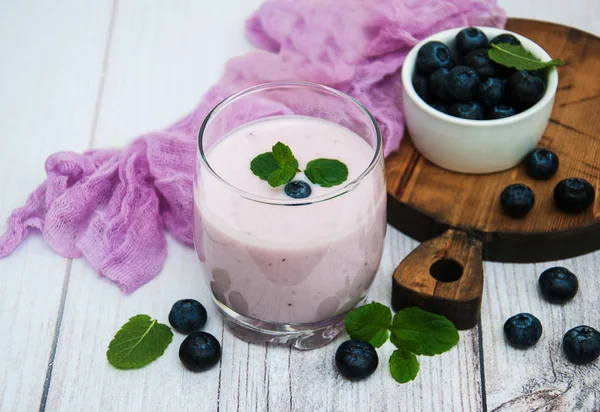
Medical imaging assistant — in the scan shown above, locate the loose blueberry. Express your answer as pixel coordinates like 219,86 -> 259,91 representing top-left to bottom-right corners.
563,326 -> 600,364
455,27 -> 489,55
538,267 -> 578,304
449,102 -> 484,120
169,299 -> 207,334
506,70 -> 546,110
416,41 -> 453,74
430,102 -> 450,115
335,340 -> 378,380
553,178 -> 595,214
429,68 -> 452,102
487,104 -> 516,120
478,77 -> 506,107
504,313 -> 543,349
446,66 -> 480,102
179,331 -> 221,372
412,74 -> 431,102
284,181 -> 312,199
500,184 -> 535,218
464,48 -> 497,79
490,33 -> 521,46
525,148 -> 559,180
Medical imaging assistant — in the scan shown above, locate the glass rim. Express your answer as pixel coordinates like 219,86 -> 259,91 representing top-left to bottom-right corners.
197,81 -> 383,206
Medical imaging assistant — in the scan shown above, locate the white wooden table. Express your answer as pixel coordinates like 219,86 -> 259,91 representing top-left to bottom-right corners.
1,1 -> 599,411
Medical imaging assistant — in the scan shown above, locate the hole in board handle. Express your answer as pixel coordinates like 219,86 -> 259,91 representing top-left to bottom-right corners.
429,258 -> 464,282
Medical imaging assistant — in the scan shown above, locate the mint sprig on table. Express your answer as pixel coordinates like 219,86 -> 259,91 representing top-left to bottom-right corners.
106,314 -> 173,369
250,141 -> 348,188
344,302 -> 459,383
488,43 -> 564,71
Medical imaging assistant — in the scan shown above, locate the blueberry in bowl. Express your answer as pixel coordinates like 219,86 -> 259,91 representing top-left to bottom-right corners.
402,26 -> 559,173
449,102 -> 484,120
455,27 -> 488,55
415,41 -> 454,74
487,104 -> 515,120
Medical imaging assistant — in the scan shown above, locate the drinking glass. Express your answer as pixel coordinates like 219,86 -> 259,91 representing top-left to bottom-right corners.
195,82 -> 386,349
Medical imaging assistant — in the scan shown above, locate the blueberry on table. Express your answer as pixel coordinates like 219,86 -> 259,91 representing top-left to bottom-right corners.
284,181 -> 312,199
455,27 -> 489,55
478,77 -> 506,107
446,66 -> 480,102
500,184 -> 535,218
169,299 -> 207,334
464,48 -> 497,79
506,70 -> 546,110
524,148 -> 559,180
412,74 -> 431,102
504,313 -> 543,349
487,104 -> 515,120
430,102 -> 450,115
449,102 -> 484,120
429,68 -> 452,102
490,33 -> 521,46
562,326 -> 600,364
553,178 -> 595,214
335,340 -> 378,380
416,41 -> 453,74
538,267 -> 578,304
179,331 -> 221,372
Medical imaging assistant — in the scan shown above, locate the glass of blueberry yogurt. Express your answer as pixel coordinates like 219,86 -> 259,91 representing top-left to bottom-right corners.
402,27 -> 559,174
194,82 -> 387,349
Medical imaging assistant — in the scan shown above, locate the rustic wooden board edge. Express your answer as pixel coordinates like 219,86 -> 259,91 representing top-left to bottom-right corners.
387,193 -> 600,263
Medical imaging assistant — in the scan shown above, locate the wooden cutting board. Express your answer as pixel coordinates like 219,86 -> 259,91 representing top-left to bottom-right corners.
385,19 -> 600,329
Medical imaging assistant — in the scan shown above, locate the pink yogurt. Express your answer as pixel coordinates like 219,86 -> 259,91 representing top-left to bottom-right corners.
194,115 -> 386,324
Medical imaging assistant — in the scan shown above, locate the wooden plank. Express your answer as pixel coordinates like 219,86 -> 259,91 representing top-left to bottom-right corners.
481,257 -> 600,411
0,1 -> 114,411
42,1 -> 263,410
481,5 -> 600,410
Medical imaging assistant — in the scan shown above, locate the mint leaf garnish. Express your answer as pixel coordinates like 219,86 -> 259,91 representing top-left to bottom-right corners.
267,166 -> 296,187
389,349 -> 420,384
272,142 -> 299,171
107,314 -> 173,369
304,158 -> 349,188
250,152 -> 280,181
249,141 -> 299,187
343,304 -> 459,384
391,307 -> 459,356
488,43 -> 564,71
344,302 -> 391,348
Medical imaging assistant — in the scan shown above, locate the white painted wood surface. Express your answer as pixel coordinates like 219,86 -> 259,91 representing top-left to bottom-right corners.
0,1 -> 598,411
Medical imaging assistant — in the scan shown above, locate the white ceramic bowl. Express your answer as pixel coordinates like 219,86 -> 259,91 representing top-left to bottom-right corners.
401,27 -> 559,174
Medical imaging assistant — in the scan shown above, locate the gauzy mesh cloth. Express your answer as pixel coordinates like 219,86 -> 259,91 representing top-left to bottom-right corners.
0,0 -> 506,293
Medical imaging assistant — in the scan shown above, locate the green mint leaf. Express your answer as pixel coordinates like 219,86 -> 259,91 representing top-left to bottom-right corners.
389,330 -> 422,354
389,349 -> 420,384
267,166 -> 296,187
304,158 -> 349,188
272,142 -> 299,171
391,307 -> 459,356
488,43 -> 564,71
344,302 -> 392,348
250,152 -> 280,181
106,314 -> 173,369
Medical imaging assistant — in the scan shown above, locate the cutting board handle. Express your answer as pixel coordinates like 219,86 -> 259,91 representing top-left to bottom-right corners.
391,229 -> 484,330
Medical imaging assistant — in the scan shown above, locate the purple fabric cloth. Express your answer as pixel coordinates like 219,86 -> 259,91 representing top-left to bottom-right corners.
0,0 -> 506,293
